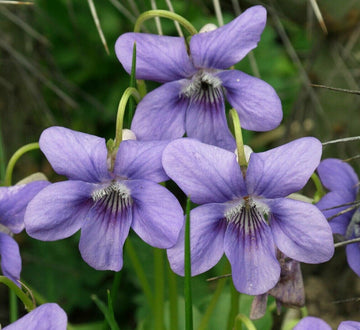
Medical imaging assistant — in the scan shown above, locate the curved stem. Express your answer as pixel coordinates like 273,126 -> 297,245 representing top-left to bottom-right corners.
234,314 -> 256,330
311,173 -> 326,203
114,87 -> 140,149
229,109 -> 247,168
0,276 -> 35,312
134,10 -> 198,35
4,142 -> 39,186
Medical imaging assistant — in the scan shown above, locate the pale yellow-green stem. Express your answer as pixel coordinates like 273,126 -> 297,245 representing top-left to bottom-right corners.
234,314 -> 256,330
4,142 -> 39,186
114,87 -> 140,150
134,10 -> 198,35
229,109 -> 247,168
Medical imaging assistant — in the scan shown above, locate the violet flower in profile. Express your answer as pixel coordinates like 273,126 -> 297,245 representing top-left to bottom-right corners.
316,159 -> 360,276
0,180 -> 49,284
115,5 -> 282,151
294,317 -> 360,330
24,127 -> 184,271
162,138 -> 334,295
3,303 -> 67,330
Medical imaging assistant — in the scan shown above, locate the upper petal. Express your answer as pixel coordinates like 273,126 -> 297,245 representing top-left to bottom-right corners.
167,203 -> 227,276
25,181 -> 93,241
185,93 -> 236,151
217,70 -> 282,131
127,180 -> 184,249
317,158 -> 359,194
268,198 -> 334,263
115,33 -> 195,83
162,138 -> 245,204
4,303 -> 67,330
131,81 -> 187,141
190,6 -> 267,69
224,219 -> 280,295
0,233 -> 21,285
114,140 -> 169,182
246,137 -> 322,198
0,180 -> 50,234
40,127 -> 110,183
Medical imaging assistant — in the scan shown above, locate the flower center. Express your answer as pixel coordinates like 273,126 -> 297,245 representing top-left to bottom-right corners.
181,70 -> 222,104
91,181 -> 132,214
346,208 -> 360,239
225,197 -> 269,235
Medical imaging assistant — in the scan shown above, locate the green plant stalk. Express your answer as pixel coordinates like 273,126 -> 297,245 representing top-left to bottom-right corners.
229,109 -> 247,168
4,142 -> 39,186
0,276 -> 34,312
167,261 -> 178,330
234,314 -> 256,330
91,294 -> 119,330
9,290 -> 18,322
126,42 -> 137,128
154,248 -> 165,330
134,10 -> 198,35
0,123 -> 6,181
311,172 -> 326,203
226,282 -> 240,330
111,271 -> 122,311
184,197 -> 193,330
124,238 -> 154,313
114,87 -> 140,149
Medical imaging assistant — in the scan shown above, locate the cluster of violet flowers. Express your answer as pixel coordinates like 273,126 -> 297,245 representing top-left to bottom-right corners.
1,4 -> 360,329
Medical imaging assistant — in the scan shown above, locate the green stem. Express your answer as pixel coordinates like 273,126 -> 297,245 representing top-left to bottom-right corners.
311,173 -> 326,203
134,10 -> 198,35
111,271 -> 122,311
154,248 -> 165,330
0,276 -> 35,312
184,196 -> 193,330
114,87 -> 140,149
9,290 -> 18,322
4,142 -> 39,186
234,314 -> 256,330
226,282 -> 240,330
229,109 -> 247,168
167,261 -> 178,330
126,42 -> 137,128
124,238 -> 154,313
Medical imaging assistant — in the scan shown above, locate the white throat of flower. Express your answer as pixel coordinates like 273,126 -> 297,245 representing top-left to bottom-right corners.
92,181 -> 132,213
225,197 -> 270,232
181,70 -> 222,104
0,223 -> 12,236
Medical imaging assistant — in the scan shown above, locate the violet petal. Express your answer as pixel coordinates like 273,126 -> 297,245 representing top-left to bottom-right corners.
40,127 -> 110,183
268,198 -> 334,263
217,70 -> 282,131
162,138 -> 245,204
131,81 -> 188,141
167,203 -> 227,276
25,181 -> 93,240
115,33 -> 195,83
190,6 -> 266,69
128,179 -> 184,249
0,233 -> 21,285
246,137 -> 322,198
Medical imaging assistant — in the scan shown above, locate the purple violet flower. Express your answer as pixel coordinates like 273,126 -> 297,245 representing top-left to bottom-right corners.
0,180 -> 49,284
162,138 -> 334,295
3,303 -> 67,330
24,127 -> 184,271
316,158 -> 360,276
115,5 -> 282,151
294,317 -> 360,330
